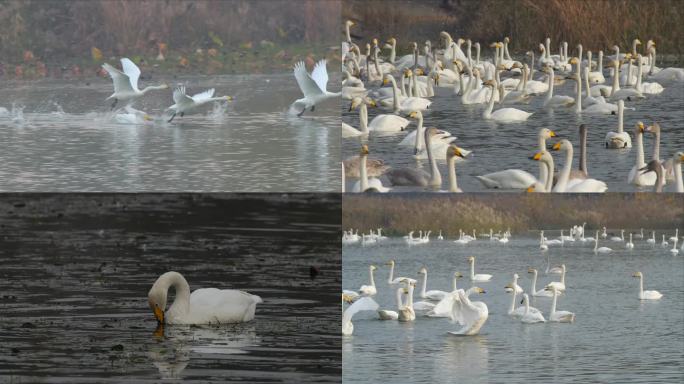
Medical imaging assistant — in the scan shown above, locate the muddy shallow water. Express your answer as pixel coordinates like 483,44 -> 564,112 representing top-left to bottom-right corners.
0,194 -> 341,382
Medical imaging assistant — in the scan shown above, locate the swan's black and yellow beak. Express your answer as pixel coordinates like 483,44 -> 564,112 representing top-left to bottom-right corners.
531,152 -> 543,161
526,185 -> 536,193
549,130 -> 557,137
552,142 -> 562,151
153,304 -> 165,324
637,122 -> 645,133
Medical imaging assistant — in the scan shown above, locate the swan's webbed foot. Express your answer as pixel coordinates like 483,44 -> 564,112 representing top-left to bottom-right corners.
297,108 -> 306,117
180,112 -> 184,117
310,105 -> 315,112
110,99 -> 118,110
168,112 -> 176,123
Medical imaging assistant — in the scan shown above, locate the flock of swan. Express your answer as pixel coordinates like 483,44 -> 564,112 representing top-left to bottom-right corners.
95,57 -> 336,123
341,20 -> 683,193
342,225 -> 679,336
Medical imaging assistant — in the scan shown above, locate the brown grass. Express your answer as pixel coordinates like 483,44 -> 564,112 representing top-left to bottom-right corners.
342,194 -> 684,236
344,0 -> 684,60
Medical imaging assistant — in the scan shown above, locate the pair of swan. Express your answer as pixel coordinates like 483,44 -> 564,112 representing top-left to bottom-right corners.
148,272 -> 261,325
528,268 -> 555,297
531,140 -> 607,192
506,287 -> 543,320
292,59 -> 340,116
102,58 -> 169,109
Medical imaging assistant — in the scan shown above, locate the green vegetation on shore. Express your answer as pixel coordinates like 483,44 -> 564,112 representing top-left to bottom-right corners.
342,194 -> 684,236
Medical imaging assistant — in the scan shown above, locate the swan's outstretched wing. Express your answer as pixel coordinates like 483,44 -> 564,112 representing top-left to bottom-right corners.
191,88 -> 216,102
457,290 -> 487,327
449,290 -> 465,325
342,296 -> 379,326
429,291 -> 458,317
102,63 -> 135,94
120,58 -> 142,91
294,61 -> 323,98
173,86 -> 194,105
311,59 -> 329,93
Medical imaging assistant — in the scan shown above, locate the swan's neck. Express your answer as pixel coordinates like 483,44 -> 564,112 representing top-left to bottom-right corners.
557,145 -> 574,192
387,263 -> 394,283
617,103 -> 624,133
359,103 -> 368,133
649,50 -> 656,75
544,156 -> 554,192
524,296 -> 530,315
421,272 -> 428,297
546,69 -> 555,100
652,130 -> 660,161
475,44 -> 480,64
538,137 -> 548,186
675,161 -> 683,193
636,130 -> 645,167
414,114 -> 424,151
425,129 -> 442,187
470,261 -> 475,279
368,266 -> 375,287
389,42 -> 396,63
528,53 -> 535,80
509,289 -> 517,313
626,59 -> 633,86
484,85 -> 495,118
390,77 -> 400,112
396,288 -> 404,309
159,272 -> 192,317
407,285 -> 414,307
575,70 -> 582,113
598,51 -> 604,72
611,65 -> 620,95
452,276 -> 459,292
550,290 -> 558,314
635,57 -> 643,91
580,127 -> 587,176
412,72 -> 419,96
427,75 -> 435,97
141,84 -> 166,95
448,155 -> 459,192
638,276 -> 644,297
345,24 -> 351,43
360,154 -> 368,191
530,271 -> 537,293
560,268 -> 566,284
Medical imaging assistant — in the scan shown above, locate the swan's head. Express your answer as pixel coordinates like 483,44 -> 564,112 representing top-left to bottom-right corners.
504,37 -> 510,44
472,287 -> 486,295
402,68 -> 412,78
359,144 -> 369,156
482,79 -> 496,88
415,68 -> 425,76
385,260 -> 395,266
675,151 -> 684,164
513,273 -> 519,280
538,43 -> 545,52
447,145 -> 466,160
552,140 -> 570,152
468,256 -> 475,263
636,121 -> 645,134
540,128 -> 557,140
645,122 -> 661,134
346,20 -> 355,28
406,111 -> 421,119
370,265 -> 377,271
454,272 -> 463,278
349,97 -> 362,111
456,38 -> 465,45
342,293 -> 355,303
634,39 -> 642,45
418,267 -> 428,274
148,282 -> 168,324
384,37 -> 396,47
632,271 -> 643,278
569,57 -> 579,65
489,42 -> 498,48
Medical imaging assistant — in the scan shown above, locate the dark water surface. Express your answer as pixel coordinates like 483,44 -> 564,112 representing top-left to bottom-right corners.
0,194 -> 341,383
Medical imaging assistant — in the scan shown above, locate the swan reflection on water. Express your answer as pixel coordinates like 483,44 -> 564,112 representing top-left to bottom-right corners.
148,323 -> 260,379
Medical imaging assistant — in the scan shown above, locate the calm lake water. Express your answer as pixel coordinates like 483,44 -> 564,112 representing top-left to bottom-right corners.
343,235 -> 684,383
342,75 -> 684,192
0,194 -> 341,383
0,74 -> 340,192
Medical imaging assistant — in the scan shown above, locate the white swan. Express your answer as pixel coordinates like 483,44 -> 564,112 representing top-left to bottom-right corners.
632,272 -> 663,300
482,81 -> 532,123
378,287 -> 403,320
670,238 -> 679,255
292,60 -> 340,116
167,86 -> 232,122
398,281 -> 416,322
528,268 -> 554,297
647,231 -> 656,244
673,152 -> 684,192
507,286 -> 543,318
626,233 -> 635,249
102,58 -> 169,109
358,265 -> 378,296
351,145 -> 390,193
542,67 -> 574,108
447,288 -> 489,336
551,140 -> 607,192
594,231 -> 613,253
604,100 -> 632,148
382,74 -> 432,113
468,256 -> 492,282
113,105 -> 153,124
504,273 -> 524,294
520,293 -> 546,323
342,296 -> 379,335
634,54 -> 664,94
611,229 -> 625,242
386,260 -> 411,285
342,97 -> 371,138
546,264 -> 567,292
418,267 -> 450,301
628,122 -> 658,186
148,271 -> 261,325
545,285 -> 575,323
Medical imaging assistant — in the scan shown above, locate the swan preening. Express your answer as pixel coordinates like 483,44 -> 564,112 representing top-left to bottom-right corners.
148,271 -> 261,325
342,21 -> 683,192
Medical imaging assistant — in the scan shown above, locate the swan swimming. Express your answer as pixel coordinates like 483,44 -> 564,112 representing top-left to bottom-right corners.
468,256 -> 492,282
632,272 -> 663,300
343,295 -> 379,335
545,285 -> 575,323
148,271 -> 261,325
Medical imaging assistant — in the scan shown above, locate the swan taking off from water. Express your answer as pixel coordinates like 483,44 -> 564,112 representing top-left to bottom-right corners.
447,288 -> 489,336
632,272 -> 663,300
167,86 -> 233,122
102,58 -> 169,109
147,271 -> 261,325
292,59 -> 340,117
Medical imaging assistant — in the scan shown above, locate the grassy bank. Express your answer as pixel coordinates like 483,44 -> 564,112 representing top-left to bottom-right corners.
342,194 -> 684,236
344,0 -> 684,63
0,0 -> 340,78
